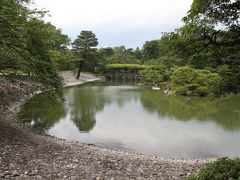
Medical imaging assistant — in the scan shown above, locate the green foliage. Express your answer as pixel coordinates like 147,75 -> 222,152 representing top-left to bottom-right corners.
214,65 -> 240,95
49,50 -> 75,71
105,46 -> 140,64
20,92 -> 67,133
134,47 -> 143,61
72,31 -> 98,79
187,0 -> 240,28
98,47 -> 115,58
152,0 -> 240,96
141,66 -> 171,86
0,0 -> 70,97
188,158 -> 240,180
106,53 -> 140,64
142,40 -> 161,61
106,64 -> 147,70
171,66 -> 221,96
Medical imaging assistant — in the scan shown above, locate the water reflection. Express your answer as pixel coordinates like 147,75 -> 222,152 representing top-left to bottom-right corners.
20,93 -> 67,133
67,86 -> 104,132
19,83 -> 240,157
140,91 -> 240,130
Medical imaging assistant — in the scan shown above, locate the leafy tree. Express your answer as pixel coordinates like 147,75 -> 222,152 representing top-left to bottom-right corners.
0,0 -> 70,97
184,0 -> 240,54
22,18 -> 70,94
107,54 -> 140,65
142,40 -> 161,61
106,46 -> 140,64
187,0 -> 240,27
72,31 -> 98,79
98,47 -> 115,58
49,49 -> 74,71
134,47 -> 143,62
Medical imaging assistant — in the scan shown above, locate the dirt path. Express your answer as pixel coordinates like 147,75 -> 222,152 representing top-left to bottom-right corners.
0,73 -> 214,180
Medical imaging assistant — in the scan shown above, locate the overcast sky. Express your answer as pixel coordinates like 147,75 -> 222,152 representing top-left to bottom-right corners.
34,0 -> 193,48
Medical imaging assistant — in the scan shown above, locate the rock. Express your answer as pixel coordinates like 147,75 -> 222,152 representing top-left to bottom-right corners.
180,172 -> 186,176
12,170 -> 19,177
152,86 -> 160,90
4,170 -> 10,175
36,175 -> 43,179
164,89 -> 175,95
5,175 -> 11,179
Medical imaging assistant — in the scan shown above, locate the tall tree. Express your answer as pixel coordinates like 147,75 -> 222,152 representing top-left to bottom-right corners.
142,40 -> 161,61
134,47 -> 143,62
72,31 -> 98,79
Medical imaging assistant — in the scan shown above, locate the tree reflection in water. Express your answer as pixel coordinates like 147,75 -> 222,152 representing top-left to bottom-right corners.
20,83 -> 240,134
139,90 -> 240,131
19,92 -> 67,133
65,85 -> 106,132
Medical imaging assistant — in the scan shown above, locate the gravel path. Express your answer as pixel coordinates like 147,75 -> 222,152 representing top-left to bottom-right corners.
0,73 -> 215,180
61,71 -> 102,87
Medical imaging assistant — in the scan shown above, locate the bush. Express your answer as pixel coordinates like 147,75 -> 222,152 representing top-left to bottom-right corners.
141,65 -> 170,86
214,65 -> 240,95
188,158 -> 240,180
171,66 -> 221,96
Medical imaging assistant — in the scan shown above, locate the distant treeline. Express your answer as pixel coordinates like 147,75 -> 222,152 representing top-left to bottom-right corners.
1,0 -> 239,96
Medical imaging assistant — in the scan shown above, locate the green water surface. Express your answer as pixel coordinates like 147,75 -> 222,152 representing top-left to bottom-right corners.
19,83 -> 240,158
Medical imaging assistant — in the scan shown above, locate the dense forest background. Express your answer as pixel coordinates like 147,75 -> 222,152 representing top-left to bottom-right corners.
0,0 -> 239,96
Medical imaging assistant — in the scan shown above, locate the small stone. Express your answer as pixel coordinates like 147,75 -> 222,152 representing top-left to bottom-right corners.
186,173 -> 191,177
24,171 -> 29,175
180,173 -> 186,176
12,170 -> 19,177
96,177 -> 101,180
23,175 -> 29,178
5,175 -> 10,179
36,175 -> 42,179
127,168 -> 131,172
4,170 -> 10,175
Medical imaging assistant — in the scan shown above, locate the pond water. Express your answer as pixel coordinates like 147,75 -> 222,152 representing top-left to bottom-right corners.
19,83 -> 240,158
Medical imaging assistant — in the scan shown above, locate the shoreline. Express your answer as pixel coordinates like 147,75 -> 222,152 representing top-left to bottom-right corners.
0,72 -> 215,179
61,71 -> 102,87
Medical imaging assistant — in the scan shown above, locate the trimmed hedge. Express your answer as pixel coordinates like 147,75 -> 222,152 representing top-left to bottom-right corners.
105,64 -> 169,72
106,64 -> 148,70
171,66 -> 221,96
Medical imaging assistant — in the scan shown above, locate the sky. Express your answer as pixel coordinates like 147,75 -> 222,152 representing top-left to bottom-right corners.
34,0 -> 193,48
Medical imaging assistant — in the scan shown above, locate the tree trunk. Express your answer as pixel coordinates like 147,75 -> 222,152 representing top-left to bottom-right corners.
76,61 -> 83,79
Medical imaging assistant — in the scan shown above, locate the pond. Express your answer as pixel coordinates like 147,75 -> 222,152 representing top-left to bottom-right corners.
19,83 -> 240,158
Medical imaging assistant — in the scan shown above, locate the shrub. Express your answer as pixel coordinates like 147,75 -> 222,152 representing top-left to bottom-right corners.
171,66 -> 221,96
141,65 -> 171,86
188,158 -> 240,180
